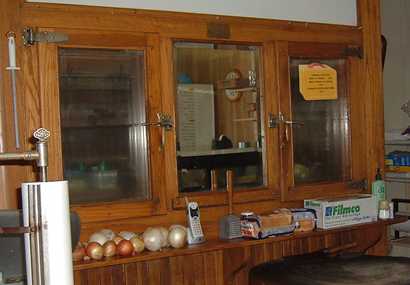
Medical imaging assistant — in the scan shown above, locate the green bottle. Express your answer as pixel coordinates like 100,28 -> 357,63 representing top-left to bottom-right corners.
371,168 -> 385,202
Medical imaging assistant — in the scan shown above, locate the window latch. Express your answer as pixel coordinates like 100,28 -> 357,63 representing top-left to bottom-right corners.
268,112 -> 304,129
135,113 -> 174,149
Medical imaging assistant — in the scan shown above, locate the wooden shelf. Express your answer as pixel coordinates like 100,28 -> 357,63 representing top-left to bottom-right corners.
73,215 -> 407,271
385,140 -> 410,146
216,78 -> 251,90
386,172 -> 410,183
177,147 -> 261,157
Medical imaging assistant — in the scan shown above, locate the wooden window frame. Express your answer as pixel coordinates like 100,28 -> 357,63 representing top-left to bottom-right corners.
277,41 -> 366,201
160,38 -> 281,209
38,28 -> 167,223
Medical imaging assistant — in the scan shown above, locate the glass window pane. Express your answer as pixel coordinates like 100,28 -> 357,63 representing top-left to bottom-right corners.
290,58 -> 351,185
174,43 -> 266,193
58,48 -> 150,203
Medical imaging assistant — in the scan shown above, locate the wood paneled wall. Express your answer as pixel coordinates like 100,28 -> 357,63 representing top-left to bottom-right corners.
73,221 -> 391,285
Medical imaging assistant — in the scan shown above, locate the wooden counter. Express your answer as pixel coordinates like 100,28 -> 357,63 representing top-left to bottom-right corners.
73,216 -> 407,285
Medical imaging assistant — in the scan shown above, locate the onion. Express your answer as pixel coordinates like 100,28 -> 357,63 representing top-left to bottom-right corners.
130,236 -> 145,253
118,231 -> 136,241
168,226 -> 187,249
143,227 -> 162,252
100,229 -> 116,241
72,243 -> 86,262
117,240 -> 134,257
103,241 -> 117,257
159,227 -> 169,248
113,235 -> 124,245
86,242 -> 104,260
88,232 -> 108,246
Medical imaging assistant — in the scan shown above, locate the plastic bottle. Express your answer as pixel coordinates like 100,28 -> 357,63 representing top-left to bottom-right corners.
371,168 -> 385,202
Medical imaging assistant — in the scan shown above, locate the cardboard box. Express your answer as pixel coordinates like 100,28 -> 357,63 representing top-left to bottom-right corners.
304,194 -> 378,229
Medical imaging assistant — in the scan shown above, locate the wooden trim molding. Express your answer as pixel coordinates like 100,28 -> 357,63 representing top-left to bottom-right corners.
357,0 -> 385,185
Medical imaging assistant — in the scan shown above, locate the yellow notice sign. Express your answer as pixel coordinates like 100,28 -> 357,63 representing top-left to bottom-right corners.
299,63 -> 337,100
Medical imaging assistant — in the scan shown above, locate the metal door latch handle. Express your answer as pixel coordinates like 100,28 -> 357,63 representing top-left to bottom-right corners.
283,119 -> 304,126
268,112 -> 304,148
268,113 -> 304,128
135,113 -> 174,149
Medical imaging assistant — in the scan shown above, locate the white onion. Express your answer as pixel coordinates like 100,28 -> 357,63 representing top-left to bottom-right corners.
169,224 -> 187,232
118,231 -> 137,241
143,228 -> 162,252
168,225 -> 187,249
88,232 -> 108,246
100,229 -> 116,241
159,227 -> 169,248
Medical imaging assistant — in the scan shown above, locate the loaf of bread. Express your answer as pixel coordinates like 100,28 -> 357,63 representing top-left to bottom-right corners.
260,209 -> 293,230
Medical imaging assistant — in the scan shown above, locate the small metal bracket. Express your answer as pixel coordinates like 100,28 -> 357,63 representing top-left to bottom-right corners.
344,46 -> 363,59
268,113 -> 282,129
268,113 -> 304,128
347,179 -> 368,190
135,113 -> 173,149
136,113 -> 173,130
23,27 -> 69,46
157,113 -> 174,131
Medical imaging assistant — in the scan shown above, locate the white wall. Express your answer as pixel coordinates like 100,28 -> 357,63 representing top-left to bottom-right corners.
26,0 -> 357,26
381,0 -> 410,132
381,1 -> 410,234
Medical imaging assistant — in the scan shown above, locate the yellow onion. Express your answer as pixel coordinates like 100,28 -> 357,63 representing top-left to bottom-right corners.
130,236 -> 145,253
72,243 -> 86,262
113,235 -> 124,245
86,242 -> 104,260
117,240 -> 134,257
103,241 -> 117,258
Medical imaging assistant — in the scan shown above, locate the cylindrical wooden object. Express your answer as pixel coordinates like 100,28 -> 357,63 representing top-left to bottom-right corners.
211,170 -> 218,192
226,170 -> 233,215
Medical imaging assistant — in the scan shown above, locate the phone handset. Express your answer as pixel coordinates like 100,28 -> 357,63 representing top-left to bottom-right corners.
185,197 -> 205,244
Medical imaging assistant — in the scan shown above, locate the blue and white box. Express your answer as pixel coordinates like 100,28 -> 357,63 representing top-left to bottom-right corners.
304,194 -> 378,229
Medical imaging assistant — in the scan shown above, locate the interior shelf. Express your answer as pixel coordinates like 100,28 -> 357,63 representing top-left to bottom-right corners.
385,140 -> 410,146
386,172 -> 410,183
177,147 -> 261,157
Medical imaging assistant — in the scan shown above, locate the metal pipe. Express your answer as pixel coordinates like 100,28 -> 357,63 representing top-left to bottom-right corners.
38,168 -> 47,183
0,128 -> 49,182
0,151 -> 39,161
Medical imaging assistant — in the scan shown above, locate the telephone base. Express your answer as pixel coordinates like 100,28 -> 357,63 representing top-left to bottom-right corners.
187,229 -> 206,245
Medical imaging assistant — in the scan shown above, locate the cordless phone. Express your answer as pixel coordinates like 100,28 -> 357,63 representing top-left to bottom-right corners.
186,201 -> 205,244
